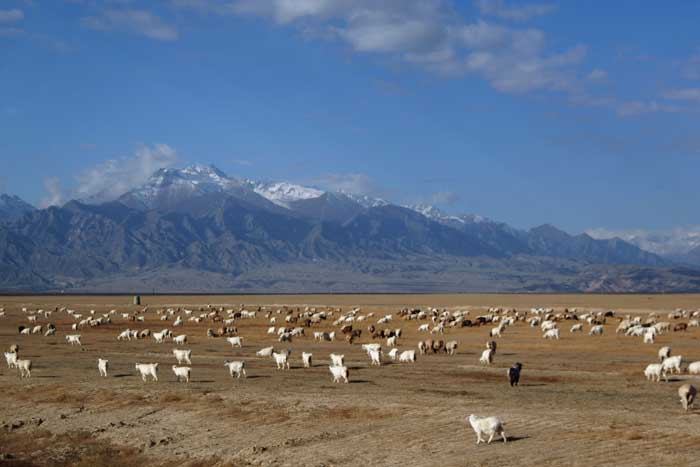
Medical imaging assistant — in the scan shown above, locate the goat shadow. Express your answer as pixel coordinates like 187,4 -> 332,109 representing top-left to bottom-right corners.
349,380 -> 373,384
112,374 -> 131,378
245,375 -> 269,379
506,435 -> 529,443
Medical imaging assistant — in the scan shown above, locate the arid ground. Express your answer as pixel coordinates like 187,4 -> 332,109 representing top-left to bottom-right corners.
1,294 -> 700,467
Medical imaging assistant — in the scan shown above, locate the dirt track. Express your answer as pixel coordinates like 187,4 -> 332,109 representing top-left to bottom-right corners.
1,295 -> 700,467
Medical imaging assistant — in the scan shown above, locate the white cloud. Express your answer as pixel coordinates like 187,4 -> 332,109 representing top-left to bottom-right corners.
663,88 -> 700,103
587,68 -> 607,81
82,9 -> 178,41
680,53 -> 700,80
312,172 -> 382,196
0,27 -> 22,36
0,9 -> 24,24
586,227 -> 700,256
429,191 -> 460,206
40,177 -> 64,208
175,0 -> 586,95
614,100 -> 682,117
40,144 -> 179,206
475,0 -> 556,22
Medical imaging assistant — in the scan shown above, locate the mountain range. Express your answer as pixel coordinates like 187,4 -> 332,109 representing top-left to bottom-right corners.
1,164 -> 698,293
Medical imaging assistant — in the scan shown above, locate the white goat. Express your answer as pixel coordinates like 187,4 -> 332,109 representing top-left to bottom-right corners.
369,348 -> 382,366
272,352 -> 290,370
687,361 -> 700,375
329,365 -> 349,383
135,363 -> 158,382
467,414 -> 507,444
226,336 -> 242,348
4,351 -> 18,368
644,363 -> 663,382
16,359 -> 32,378
256,346 -> 274,357
172,365 -> 191,382
302,352 -> 313,368
98,358 -> 109,377
399,350 -> 416,363
224,360 -> 246,378
480,348 -> 493,365
330,353 -> 345,367
172,349 -> 192,365
65,334 -> 82,346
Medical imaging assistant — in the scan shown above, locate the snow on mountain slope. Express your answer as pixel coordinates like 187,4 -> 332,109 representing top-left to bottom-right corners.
407,204 -> 488,225
245,180 -> 324,207
343,193 -> 389,208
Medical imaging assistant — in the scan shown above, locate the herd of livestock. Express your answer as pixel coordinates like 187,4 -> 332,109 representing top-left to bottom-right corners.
2,303 -> 699,444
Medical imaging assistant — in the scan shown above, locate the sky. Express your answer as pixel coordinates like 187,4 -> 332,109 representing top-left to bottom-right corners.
1,0 -> 700,236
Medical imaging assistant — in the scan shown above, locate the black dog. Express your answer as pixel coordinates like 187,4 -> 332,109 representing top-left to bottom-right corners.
508,362 -> 523,386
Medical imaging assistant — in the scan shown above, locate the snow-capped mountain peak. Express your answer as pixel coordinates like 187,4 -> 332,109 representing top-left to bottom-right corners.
342,192 -> 389,208
246,180 -> 324,207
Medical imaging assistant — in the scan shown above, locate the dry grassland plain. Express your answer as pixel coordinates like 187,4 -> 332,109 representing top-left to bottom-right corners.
1,294 -> 700,467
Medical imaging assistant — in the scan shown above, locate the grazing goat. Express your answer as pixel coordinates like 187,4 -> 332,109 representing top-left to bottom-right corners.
418,341 -> 428,355
445,340 -> 458,355
302,352 -> 313,368
369,348 -> 382,366
644,363 -> 663,382
570,323 -> 583,333
543,329 -> 560,340
589,325 -> 604,336
678,384 -> 696,411
4,351 -> 18,369
688,361 -> 700,375
508,363 -> 522,386
330,353 -> 345,367
480,348 -> 493,365
224,360 -> 246,378
329,365 -> 349,383
272,352 -> 290,370
658,346 -> 671,362
98,358 -> 109,377
256,346 -> 274,357
173,335 -> 187,345
399,350 -> 416,363
388,348 -> 399,360
661,355 -> 683,380
135,363 -> 158,382
226,336 -> 242,348
16,359 -> 32,378
467,415 -> 507,444
172,365 -> 191,383
65,334 -> 82,346
173,349 -> 192,365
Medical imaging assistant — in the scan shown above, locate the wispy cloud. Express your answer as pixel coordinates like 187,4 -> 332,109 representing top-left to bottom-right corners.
475,0 -> 556,22
429,191 -> 461,206
40,177 -> 64,208
174,0 -> 586,95
0,9 -> 24,24
663,88 -> 700,103
311,172 -> 384,197
587,68 -> 607,81
40,144 -> 179,206
82,9 -> 178,41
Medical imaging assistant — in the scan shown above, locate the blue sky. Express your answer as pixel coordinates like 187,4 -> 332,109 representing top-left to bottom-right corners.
1,0 -> 699,234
